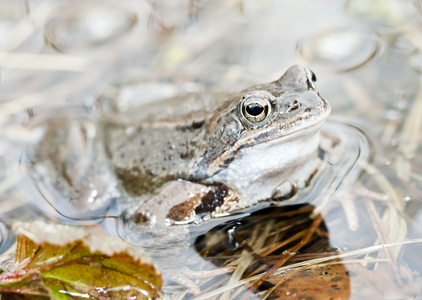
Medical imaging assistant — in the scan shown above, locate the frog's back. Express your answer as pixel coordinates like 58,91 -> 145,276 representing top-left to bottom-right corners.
105,92 -> 232,125
104,120 -> 208,195
103,91 -> 234,195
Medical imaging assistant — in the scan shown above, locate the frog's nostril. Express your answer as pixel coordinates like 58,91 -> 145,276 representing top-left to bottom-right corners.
287,100 -> 301,113
305,107 -> 311,113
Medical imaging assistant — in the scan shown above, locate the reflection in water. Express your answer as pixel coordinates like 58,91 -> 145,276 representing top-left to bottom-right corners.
297,28 -> 381,72
195,205 -> 351,299
44,2 -> 138,53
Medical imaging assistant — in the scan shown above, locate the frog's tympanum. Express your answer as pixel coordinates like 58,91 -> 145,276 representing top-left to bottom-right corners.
33,66 -> 330,227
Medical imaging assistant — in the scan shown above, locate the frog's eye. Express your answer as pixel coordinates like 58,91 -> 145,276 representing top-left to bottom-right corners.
240,95 -> 272,123
305,68 -> 317,90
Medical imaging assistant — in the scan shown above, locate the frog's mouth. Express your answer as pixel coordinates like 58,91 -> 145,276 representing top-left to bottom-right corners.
238,99 -> 331,150
189,98 -> 330,181
205,110 -> 329,179
243,118 -> 326,149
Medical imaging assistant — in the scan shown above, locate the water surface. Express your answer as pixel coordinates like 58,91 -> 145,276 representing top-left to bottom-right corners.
0,0 -> 422,299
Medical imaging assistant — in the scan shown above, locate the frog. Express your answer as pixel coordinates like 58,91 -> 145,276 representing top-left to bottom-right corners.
114,65 -> 329,226
30,65 -> 332,295
31,65 -> 330,226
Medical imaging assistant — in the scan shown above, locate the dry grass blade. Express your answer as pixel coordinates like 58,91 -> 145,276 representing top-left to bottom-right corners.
0,2 -> 56,53
0,52 -> 87,71
363,164 -> 407,249
397,75 -> 422,181
220,221 -> 273,300
257,228 -> 307,257
365,200 -> 403,284
248,214 -> 323,294
194,239 -> 422,300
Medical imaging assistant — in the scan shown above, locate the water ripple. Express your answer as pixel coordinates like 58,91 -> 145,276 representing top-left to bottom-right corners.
297,28 -> 381,72
44,2 -> 137,53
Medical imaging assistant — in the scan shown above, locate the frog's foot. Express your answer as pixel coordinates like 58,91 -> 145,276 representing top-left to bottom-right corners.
271,181 -> 298,201
134,180 -> 240,227
270,153 -> 322,203
168,266 -> 236,295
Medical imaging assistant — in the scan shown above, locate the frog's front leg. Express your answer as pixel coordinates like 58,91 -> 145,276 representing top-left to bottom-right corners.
131,180 -> 237,295
134,180 -> 241,227
270,153 -> 323,201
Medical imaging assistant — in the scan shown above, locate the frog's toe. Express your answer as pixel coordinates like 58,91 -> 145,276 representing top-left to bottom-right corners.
272,181 -> 298,201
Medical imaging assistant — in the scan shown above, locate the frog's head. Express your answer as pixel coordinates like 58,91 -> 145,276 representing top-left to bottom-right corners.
189,65 -> 330,201
235,65 -> 329,133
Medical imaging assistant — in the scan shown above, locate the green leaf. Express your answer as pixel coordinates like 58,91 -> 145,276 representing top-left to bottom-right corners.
0,221 -> 162,299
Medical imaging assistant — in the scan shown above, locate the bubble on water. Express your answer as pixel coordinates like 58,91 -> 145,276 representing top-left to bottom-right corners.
297,28 -> 381,72
44,2 -> 137,53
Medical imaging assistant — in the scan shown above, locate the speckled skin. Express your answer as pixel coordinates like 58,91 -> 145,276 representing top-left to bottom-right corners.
33,66 -> 330,225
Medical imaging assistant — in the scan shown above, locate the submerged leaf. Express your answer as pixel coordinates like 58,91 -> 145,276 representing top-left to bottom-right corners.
0,221 -> 162,299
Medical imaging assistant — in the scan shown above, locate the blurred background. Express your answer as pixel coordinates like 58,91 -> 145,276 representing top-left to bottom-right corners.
0,0 -> 422,299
